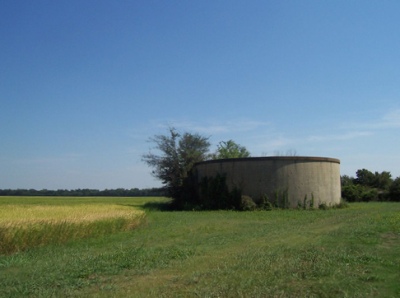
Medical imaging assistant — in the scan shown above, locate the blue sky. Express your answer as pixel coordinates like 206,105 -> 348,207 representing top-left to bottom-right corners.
1,1 -> 400,190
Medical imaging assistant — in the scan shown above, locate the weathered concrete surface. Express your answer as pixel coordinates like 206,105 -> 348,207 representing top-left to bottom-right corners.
194,156 -> 341,208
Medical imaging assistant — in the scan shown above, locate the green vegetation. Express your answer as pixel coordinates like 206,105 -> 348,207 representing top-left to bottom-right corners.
142,127 -> 210,202
212,139 -> 251,159
341,169 -> 399,202
198,173 -> 242,210
0,197 -> 399,297
273,188 -> 290,209
390,177 -> 400,201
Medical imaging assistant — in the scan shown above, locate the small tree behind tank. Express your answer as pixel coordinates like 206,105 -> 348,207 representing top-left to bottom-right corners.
212,140 -> 250,159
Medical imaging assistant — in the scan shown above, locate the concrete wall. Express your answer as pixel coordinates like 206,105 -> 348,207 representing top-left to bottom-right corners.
194,156 -> 341,208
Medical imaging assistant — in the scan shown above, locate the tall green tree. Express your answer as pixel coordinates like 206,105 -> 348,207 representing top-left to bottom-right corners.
341,175 -> 354,187
354,169 -> 392,190
389,177 -> 400,201
213,140 -> 250,159
142,127 -> 210,199
354,169 -> 375,186
374,171 -> 392,190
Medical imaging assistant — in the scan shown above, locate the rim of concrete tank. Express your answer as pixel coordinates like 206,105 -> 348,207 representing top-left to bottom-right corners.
195,156 -> 340,166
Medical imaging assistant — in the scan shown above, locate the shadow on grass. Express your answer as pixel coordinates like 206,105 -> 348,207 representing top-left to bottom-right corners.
142,201 -> 175,211
117,202 -> 174,212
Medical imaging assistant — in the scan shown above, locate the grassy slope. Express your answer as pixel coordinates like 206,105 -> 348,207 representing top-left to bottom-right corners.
0,197 -> 399,297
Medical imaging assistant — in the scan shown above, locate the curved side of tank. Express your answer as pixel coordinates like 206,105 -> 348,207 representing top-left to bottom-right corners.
194,156 -> 341,208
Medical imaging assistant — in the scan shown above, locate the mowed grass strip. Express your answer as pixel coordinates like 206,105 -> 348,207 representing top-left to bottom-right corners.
0,203 -> 145,255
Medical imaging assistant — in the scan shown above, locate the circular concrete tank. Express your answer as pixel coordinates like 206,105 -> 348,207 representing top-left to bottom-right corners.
194,156 -> 341,208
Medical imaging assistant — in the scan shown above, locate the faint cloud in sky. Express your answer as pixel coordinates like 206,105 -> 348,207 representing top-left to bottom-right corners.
307,131 -> 372,142
342,108 -> 400,130
248,135 -> 295,156
156,119 -> 270,136
381,109 -> 400,127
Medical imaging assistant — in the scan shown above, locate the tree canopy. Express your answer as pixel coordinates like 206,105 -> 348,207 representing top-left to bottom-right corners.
354,169 -> 392,190
342,169 -> 396,202
142,127 -> 210,199
389,177 -> 400,202
212,140 -> 250,159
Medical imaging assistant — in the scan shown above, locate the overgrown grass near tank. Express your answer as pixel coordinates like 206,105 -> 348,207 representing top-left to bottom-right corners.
0,200 -> 399,297
0,197 -> 150,254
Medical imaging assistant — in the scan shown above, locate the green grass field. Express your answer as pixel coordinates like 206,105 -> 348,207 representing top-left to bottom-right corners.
0,197 -> 399,297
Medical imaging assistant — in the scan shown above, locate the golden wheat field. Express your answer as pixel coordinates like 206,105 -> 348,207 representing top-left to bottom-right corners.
0,202 -> 146,254
0,204 -> 144,226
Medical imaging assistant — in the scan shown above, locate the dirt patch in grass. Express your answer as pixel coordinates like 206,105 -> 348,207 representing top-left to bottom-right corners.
380,232 -> 400,248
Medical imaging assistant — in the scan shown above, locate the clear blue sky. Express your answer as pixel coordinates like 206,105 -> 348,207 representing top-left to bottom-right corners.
1,1 -> 399,190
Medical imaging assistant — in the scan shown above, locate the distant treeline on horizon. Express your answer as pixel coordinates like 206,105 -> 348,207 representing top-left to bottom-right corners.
0,187 -> 165,197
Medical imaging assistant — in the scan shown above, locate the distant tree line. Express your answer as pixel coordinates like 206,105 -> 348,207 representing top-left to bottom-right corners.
341,169 -> 400,202
0,187 -> 165,197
